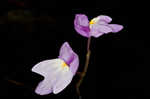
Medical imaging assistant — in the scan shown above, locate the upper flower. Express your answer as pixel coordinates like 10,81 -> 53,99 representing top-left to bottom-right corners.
74,14 -> 123,38
31,42 -> 79,95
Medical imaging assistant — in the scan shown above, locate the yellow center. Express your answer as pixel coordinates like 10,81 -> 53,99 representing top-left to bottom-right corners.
89,17 -> 100,25
61,62 -> 69,72
62,62 -> 68,69
89,20 -> 95,25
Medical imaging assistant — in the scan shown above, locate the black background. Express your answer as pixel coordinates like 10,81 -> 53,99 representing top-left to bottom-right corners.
0,0 -> 149,99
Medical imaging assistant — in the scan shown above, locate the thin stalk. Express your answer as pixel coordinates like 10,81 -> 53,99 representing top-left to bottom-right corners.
76,37 -> 92,97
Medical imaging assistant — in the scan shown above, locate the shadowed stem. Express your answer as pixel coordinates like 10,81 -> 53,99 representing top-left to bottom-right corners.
76,37 -> 91,97
6,79 -> 24,86
4,78 -> 34,90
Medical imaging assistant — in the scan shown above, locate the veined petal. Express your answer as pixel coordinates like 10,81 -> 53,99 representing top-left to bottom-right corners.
75,14 -> 89,26
58,42 -> 74,65
59,42 -> 79,75
108,24 -> 124,33
69,53 -> 79,75
53,69 -> 73,94
90,23 -> 112,38
74,14 -> 90,37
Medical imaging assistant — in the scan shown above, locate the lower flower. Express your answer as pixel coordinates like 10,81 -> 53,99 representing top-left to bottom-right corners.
31,42 -> 79,95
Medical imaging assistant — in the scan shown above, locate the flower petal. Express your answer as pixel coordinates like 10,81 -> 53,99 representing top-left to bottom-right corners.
75,14 -> 89,26
32,59 -> 65,95
35,78 -> 53,95
31,59 -> 62,78
53,70 -> 73,94
97,15 -> 112,24
90,24 -> 112,38
58,42 -> 73,65
59,42 -> 79,75
69,53 -> 79,75
74,14 -> 90,37
108,24 -> 124,33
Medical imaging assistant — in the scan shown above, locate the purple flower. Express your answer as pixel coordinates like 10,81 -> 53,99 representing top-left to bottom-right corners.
74,14 -> 123,38
31,42 -> 79,95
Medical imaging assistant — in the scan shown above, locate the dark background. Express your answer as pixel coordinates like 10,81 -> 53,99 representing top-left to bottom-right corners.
0,0 -> 149,99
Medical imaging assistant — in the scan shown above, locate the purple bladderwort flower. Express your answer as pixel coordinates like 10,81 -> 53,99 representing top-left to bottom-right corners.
31,42 -> 79,95
74,14 -> 123,38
